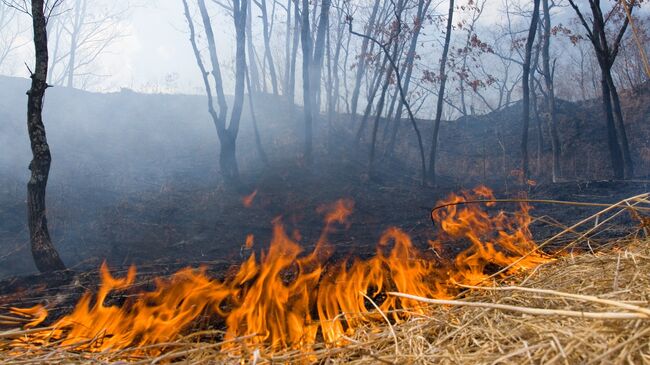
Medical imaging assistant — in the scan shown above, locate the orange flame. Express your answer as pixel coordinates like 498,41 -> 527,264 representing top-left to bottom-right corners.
242,190 -> 258,208
11,186 -> 550,356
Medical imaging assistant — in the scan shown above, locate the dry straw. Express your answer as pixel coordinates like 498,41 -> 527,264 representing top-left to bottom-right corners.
1,193 -> 649,364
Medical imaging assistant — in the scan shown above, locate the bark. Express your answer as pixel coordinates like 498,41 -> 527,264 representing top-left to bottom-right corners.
27,0 -> 66,273
428,0 -> 455,185
301,0 -> 313,165
520,0 -> 541,182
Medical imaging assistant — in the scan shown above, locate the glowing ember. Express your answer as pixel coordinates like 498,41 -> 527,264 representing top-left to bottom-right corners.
10,186 -> 551,354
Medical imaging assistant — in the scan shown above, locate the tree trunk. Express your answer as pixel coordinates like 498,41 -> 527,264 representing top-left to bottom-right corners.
310,0 -> 331,113
301,0 -> 313,165
428,0 -> 454,185
386,0 -> 430,157
349,0 -> 380,120
520,0 -> 541,182
245,67 -> 269,165
66,0 -> 83,88
541,0 -> 560,182
288,0 -> 300,107
259,0 -> 279,95
368,59 -> 393,178
28,0 -> 66,273
283,0 -> 292,94
600,69 -> 625,179
246,5 -> 261,94
605,70 -> 634,178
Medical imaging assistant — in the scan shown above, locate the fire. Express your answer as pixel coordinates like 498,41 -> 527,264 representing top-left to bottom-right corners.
10,186 -> 550,356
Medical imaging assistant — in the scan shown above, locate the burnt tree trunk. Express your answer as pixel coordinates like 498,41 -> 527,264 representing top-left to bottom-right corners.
600,68 -> 625,178
27,0 -> 66,273
520,0 -> 541,182
568,0 -> 634,179
428,0 -> 454,185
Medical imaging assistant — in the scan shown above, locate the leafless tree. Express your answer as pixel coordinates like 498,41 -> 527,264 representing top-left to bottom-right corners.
182,0 -> 248,185
3,0 -> 67,272
568,0 -> 636,178
428,0 -> 455,184
301,0 -> 314,165
520,0 -> 540,181
45,0 -> 130,89
0,4 -> 27,70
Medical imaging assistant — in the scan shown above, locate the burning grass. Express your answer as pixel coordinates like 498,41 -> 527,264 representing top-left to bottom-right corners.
0,189 -> 648,364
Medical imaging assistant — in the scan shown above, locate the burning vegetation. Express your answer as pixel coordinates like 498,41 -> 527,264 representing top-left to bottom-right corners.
0,189 -> 649,364
4,187 -> 550,354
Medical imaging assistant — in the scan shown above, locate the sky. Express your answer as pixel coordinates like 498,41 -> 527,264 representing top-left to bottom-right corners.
0,0 -> 221,94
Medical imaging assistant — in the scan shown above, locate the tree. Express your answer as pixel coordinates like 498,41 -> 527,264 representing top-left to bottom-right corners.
46,0 -> 130,89
255,0 -> 279,95
349,0 -> 381,120
310,0 -> 331,112
428,0 -> 455,185
540,0 -> 561,182
182,0 -> 248,186
348,2 -> 427,184
520,0 -> 541,181
3,0 -> 67,272
568,0 -> 636,178
301,0 -> 314,165
0,4 -> 26,70
385,0 -> 432,157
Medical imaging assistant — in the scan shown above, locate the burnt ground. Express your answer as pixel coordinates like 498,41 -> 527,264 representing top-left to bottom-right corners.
0,76 -> 649,313
0,161 -> 647,315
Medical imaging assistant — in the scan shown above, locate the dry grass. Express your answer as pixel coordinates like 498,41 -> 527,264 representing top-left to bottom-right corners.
1,195 -> 649,364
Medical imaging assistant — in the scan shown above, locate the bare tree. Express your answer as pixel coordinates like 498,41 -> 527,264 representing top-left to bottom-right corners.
3,0 -> 67,272
348,3 -> 427,184
310,0 -> 331,112
182,0 -> 248,185
301,0 -> 314,165
349,0 -> 381,120
46,0 -> 130,89
568,0 -> 636,179
254,0 -> 279,95
520,0 -> 541,181
385,0 -> 432,157
0,4 -> 27,70
428,0 -> 455,185
540,0 -> 561,182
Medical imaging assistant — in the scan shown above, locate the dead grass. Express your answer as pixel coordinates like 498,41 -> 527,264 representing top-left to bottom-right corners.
1,194 -> 649,364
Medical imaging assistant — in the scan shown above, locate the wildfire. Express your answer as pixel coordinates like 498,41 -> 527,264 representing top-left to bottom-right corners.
10,186 -> 550,355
